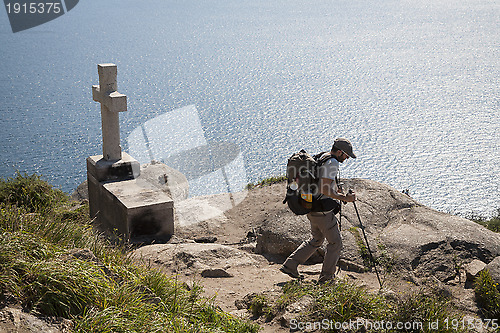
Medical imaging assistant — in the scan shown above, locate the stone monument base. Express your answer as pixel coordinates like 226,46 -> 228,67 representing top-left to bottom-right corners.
87,152 -> 140,182
96,179 -> 174,239
87,152 -> 174,241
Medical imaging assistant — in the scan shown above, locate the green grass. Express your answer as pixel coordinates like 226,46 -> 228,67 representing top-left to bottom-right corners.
280,279 -> 387,324
391,289 -> 467,332
246,175 -> 287,189
0,173 -> 259,332
0,172 -> 66,213
349,227 -> 371,269
464,208 -> 500,233
246,279 -> 471,332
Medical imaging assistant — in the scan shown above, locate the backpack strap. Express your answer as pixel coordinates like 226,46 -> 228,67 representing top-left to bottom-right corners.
314,151 -> 333,167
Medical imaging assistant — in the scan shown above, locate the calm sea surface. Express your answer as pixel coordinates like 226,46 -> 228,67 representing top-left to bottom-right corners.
0,0 -> 498,216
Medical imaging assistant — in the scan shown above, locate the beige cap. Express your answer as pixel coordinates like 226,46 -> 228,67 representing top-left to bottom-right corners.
333,138 -> 356,158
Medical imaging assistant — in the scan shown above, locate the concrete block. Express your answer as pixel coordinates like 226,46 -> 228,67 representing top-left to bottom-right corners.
138,162 -> 189,201
87,157 -> 178,241
96,179 -> 174,239
87,152 -> 140,182
87,171 -> 101,219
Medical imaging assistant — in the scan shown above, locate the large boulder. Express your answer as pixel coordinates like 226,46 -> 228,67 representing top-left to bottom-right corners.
484,256 -> 500,290
131,242 -> 264,276
255,179 -> 500,281
0,307 -> 71,333
254,214 -> 311,258
254,213 -> 363,266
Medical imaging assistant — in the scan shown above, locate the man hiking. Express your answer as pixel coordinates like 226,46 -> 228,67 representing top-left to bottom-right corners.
280,138 -> 357,284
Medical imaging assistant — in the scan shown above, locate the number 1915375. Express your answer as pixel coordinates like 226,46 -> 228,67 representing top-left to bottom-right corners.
5,2 -> 62,14
443,318 -> 498,330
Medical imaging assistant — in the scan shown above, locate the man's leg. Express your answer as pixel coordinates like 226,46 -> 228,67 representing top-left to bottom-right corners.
281,213 -> 325,279
317,211 -> 342,283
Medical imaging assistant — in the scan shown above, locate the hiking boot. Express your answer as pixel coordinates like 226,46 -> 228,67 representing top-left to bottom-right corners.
279,265 -> 304,280
317,278 -> 335,285
318,272 -> 335,285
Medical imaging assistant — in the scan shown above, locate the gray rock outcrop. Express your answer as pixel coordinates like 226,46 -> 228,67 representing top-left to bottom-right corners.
484,256 -> 500,290
279,295 -> 315,328
255,179 -> 500,281
132,242 -> 264,276
0,307 -> 71,333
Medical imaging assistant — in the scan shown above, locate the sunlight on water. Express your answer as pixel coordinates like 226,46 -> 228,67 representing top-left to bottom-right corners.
0,0 -> 498,216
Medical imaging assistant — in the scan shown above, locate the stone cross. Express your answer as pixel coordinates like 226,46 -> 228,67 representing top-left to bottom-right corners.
92,63 -> 127,161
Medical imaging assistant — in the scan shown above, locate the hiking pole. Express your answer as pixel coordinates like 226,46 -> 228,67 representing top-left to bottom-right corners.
349,190 -> 383,289
338,182 -> 344,231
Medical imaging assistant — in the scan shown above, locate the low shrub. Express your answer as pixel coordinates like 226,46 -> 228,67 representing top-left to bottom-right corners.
248,294 -> 275,320
0,172 -> 65,213
467,208 -> 500,233
474,270 -> 500,319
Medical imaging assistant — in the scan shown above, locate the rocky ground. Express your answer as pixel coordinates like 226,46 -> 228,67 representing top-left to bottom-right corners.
4,178 -> 499,332
131,179 -> 500,332
0,306 -> 72,333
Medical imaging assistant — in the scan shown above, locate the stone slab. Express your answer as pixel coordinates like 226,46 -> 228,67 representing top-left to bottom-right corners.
97,178 -> 174,239
87,171 -> 101,219
103,179 -> 173,209
87,152 -> 140,182
465,259 -> 487,283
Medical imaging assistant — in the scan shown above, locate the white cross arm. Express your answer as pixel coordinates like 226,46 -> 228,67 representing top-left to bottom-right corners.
92,85 -> 127,112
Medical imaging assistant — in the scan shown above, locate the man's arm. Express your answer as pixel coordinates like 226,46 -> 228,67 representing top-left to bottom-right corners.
319,178 -> 356,202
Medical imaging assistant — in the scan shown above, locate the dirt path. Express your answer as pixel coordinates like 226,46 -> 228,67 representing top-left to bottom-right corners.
167,183 -> 390,330
157,182 -> 481,331
163,246 -> 385,332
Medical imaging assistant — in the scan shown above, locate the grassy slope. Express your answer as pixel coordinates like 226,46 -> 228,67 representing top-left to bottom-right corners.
1,173 -> 499,332
0,173 -> 258,333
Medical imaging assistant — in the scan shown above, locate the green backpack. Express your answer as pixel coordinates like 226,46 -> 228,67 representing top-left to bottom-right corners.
283,149 -> 340,215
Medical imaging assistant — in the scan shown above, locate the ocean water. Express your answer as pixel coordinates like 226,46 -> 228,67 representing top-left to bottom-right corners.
0,0 -> 498,216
